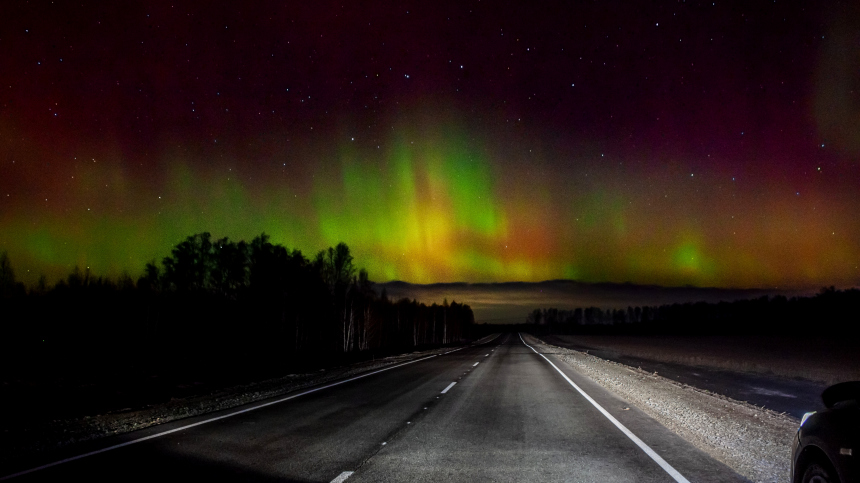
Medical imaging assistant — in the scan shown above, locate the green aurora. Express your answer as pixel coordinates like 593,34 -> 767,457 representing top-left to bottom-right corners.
2,115 -> 857,290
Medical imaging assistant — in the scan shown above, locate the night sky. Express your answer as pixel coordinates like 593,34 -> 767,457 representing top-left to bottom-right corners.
2,1 -> 859,289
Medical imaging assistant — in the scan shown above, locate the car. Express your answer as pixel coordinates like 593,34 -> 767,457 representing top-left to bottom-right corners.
792,381 -> 860,483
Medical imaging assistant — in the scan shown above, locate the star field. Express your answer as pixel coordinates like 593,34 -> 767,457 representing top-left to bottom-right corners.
1,0 -> 858,288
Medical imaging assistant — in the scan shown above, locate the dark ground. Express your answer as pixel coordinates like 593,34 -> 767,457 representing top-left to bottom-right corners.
0,341 -> 464,469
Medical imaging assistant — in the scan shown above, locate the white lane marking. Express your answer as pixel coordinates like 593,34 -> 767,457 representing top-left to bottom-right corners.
472,333 -> 500,345
0,346 -> 468,481
518,333 -> 691,483
441,382 -> 457,393
473,362 -> 479,367
330,471 -> 354,483
484,354 -> 489,357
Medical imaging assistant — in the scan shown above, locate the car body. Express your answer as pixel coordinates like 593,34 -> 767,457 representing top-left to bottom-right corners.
792,381 -> 860,483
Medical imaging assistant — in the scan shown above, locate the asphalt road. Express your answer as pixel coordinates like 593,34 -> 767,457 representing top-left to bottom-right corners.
2,333 -> 749,482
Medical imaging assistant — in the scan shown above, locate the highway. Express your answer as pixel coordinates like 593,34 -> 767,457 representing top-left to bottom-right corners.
2,333 -> 749,482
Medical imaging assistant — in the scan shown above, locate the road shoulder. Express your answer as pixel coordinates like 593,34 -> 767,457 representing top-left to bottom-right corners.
524,333 -> 796,483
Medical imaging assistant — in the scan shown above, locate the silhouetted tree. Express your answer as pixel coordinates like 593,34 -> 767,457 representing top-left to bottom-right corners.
138,261 -> 161,292
0,231 -> 476,410
528,289 -> 860,336
0,251 -> 18,298
162,232 -> 214,292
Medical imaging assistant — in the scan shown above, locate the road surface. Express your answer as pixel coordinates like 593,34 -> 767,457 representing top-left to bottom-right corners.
2,333 -> 749,482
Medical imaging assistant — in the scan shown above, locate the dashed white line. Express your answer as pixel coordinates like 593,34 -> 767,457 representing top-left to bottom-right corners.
484,354 -> 489,357
0,347 -> 468,481
441,382 -> 457,393
518,333 -> 690,483
473,362 -> 479,367
330,471 -> 354,483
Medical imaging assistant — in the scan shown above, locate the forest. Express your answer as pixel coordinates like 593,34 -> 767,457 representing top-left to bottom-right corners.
0,234 -> 474,381
525,287 -> 860,337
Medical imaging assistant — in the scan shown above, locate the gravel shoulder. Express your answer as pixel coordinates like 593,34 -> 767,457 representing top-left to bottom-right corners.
525,333 -> 799,483
1,336 -> 496,471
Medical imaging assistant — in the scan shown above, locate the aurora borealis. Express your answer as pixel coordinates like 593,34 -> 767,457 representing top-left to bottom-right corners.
1,1 -> 859,289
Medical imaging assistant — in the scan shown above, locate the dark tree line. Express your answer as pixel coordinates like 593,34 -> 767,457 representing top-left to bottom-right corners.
0,251 -> 26,299
0,235 -> 473,380
527,287 -> 860,337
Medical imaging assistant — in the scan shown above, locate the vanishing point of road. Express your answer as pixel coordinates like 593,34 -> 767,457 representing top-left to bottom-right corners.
2,333 -> 748,482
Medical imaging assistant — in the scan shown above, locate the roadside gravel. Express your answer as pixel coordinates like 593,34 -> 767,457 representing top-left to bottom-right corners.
525,333 -> 798,483
1,337 -> 495,470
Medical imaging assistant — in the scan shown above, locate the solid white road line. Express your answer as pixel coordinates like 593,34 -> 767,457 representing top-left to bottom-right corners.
330,471 -> 354,483
518,333 -> 691,483
0,346 -> 468,481
441,382 -> 457,393
473,362 -> 479,367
